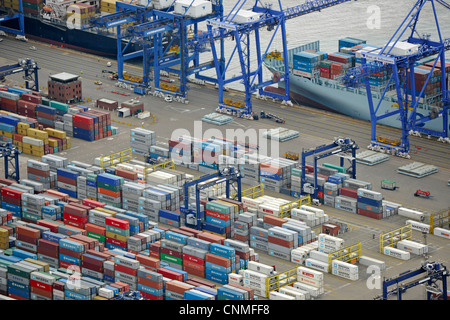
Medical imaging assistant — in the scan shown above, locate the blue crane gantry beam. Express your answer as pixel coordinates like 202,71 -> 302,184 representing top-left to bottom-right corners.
181,167 -> 242,230
300,137 -> 358,199
0,142 -> 21,182
0,0 -> 25,36
341,0 -> 449,156
0,58 -> 39,90
189,0 -> 352,116
377,261 -> 448,300
90,0 -> 224,97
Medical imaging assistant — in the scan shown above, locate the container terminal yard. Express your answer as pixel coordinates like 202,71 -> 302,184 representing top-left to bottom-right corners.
0,0 -> 449,304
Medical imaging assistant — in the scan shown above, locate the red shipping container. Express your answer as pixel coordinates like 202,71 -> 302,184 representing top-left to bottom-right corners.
59,247 -> 83,259
205,209 -> 231,221
37,220 -> 60,233
182,253 -> 204,265
114,263 -> 138,276
8,293 -> 28,300
59,260 -> 73,269
105,216 -> 129,230
205,253 -> 230,268
72,114 -> 94,124
30,286 -> 53,299
82,199 -> 106,209
81,260 -> 103,273
165,279 -> 192,294
105,237 -> 127,248
268,236 -> 294,248
30,279 -> 53,293
156,268 -> 184,282
1,187 -> 22,200
263,215 -> 287,227
16,233 -> 38,245
137,276 -> 164,290
139,291 -> 163,300
37,247 -> 59,259
16,225 -> 40,239
63,219 -> 85,230
183,265 -> 205,278
358,208 -> 382,220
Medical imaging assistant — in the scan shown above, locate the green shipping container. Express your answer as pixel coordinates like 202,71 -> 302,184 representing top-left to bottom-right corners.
97,181 -> 121,192
105,225 -> 130,237
87,231 -> 106,243
22,212 -> 41,223
160,253 -> 182,265
322,163 -> 346,173
41,97 -> 50,106
205,201 -> 231,215
291,167 -> 302,177
7,264 -> 36,279
49,101 -> 69,113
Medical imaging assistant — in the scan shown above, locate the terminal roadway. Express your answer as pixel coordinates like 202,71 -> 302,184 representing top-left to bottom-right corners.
1,36 -> 449,300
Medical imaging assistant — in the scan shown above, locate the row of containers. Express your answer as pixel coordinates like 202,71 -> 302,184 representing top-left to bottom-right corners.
0,193 -> 342,301
0,85 -> 118,146
292,37 -> 450,94
0,113 -> 71,156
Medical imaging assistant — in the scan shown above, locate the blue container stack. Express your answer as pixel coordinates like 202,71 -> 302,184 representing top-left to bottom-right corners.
205,243 -> 236,284
292,51 -> 319,77
56,168 -> 79,198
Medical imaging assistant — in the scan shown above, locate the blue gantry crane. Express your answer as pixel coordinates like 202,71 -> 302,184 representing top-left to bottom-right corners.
376,261 -> 448,300
0,58 -> 39,90
189,0 -> 352,118
342,0 -> 450,157
181,166 -> 242,230
89,0 -> 224,98
0,142 -> 21,182
300,137 -> 358,200
0,0 -> 25,37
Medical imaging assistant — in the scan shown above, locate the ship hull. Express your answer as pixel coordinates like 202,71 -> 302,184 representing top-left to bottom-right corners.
4,15 -> 137,57
264,65 -> 449,136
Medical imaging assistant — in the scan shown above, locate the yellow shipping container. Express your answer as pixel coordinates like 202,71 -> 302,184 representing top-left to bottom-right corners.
48,138 -> 59,147
105,231 -> 128,243
45,128 -> 66,139
27,128 -> 49,140
18,122 -> 31,130
94,207 -> 116,217
66,137 -> 71,149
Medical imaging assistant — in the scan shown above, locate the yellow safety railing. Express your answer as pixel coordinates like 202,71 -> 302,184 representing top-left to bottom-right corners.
233,183 -> 264,200
142,159 -> 175,181
278,195 -> 311,218
264,268 -> 298,298
327,242 -> 362,273
429,208 -> 450,233
379,224 -> 412,253
99,148 -> 133,168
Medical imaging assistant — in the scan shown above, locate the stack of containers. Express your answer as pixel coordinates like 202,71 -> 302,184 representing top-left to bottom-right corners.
160,235 -> 185,270
122,182 -> 145,213
7,259 -> 42,300
249,225 -> 269,253
58,237 -> 86,270
357,188 -> 383,220
86,173 -> 98,201
1,186 -> 23,218
27,160 -> 51,191
197,140 -> 221,172
296,266 -> 325,298
130,128 -> 157,157
331,260 -> 359,281
0,116 -> 18,145
260,158 -> 296,193
233,212 -> 256,243
317,233 -> 344,254
182,238 -> 209,278
63,203 -> 89,230
320,59 -> 333,79
15,225 -> 40,257
168,138 -> 192,166
72,113 -> 95,142
114,255 -> 140,292
97,173 -> 123,208
35,105 -> 57,128
407,66 -> 441,98
338,37 -> 366,51
21,193 -> 46,224
37,236 -> 60,269
292,51 -> 319,78
242,261 -> 275,298
323,181 -> 339,207
137,267 -> 164,300
203,200 -> 235,238
0,91 -> 20,113
267,226 -> 298,261
105,216 -> 130,251
205,243 -> 236,284
224,239 -> 250,269
17,96 -> 39,118
56,168 -> 79,199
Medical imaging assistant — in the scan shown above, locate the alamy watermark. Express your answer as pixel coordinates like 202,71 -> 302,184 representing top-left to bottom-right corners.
367,5 -> 381,30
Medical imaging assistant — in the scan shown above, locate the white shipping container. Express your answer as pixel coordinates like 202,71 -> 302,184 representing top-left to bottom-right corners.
332,269 -> 359,281
174,0 -> 212,18
98,288 -> 114,299
228,273 -> 243,285
383,246 -> 411,260
358,256 -> 386,271
399,208 -> 426,221
331,260 -> 358,274
297,276 -> 324,288
304,258 -> 329,273
309,250 -> 329,263
297,266 -> 324,281
396,240 -> 428,255
293,282 -> 323,298
269,291 -> 296,300
278,287 -> 306,300
405,220 -> 431,233
318,233 -> 345,247
433,227 -> 450,239
243,269 -> 268,283
247,261 -> 274,276
300,205 -> 325,217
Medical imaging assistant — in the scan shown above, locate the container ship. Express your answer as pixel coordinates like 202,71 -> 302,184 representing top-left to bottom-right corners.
263,38 -> 450,137
0,0 -> 148,56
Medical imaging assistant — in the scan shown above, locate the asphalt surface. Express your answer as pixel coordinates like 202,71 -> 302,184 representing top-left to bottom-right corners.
0,35 -> 449,300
